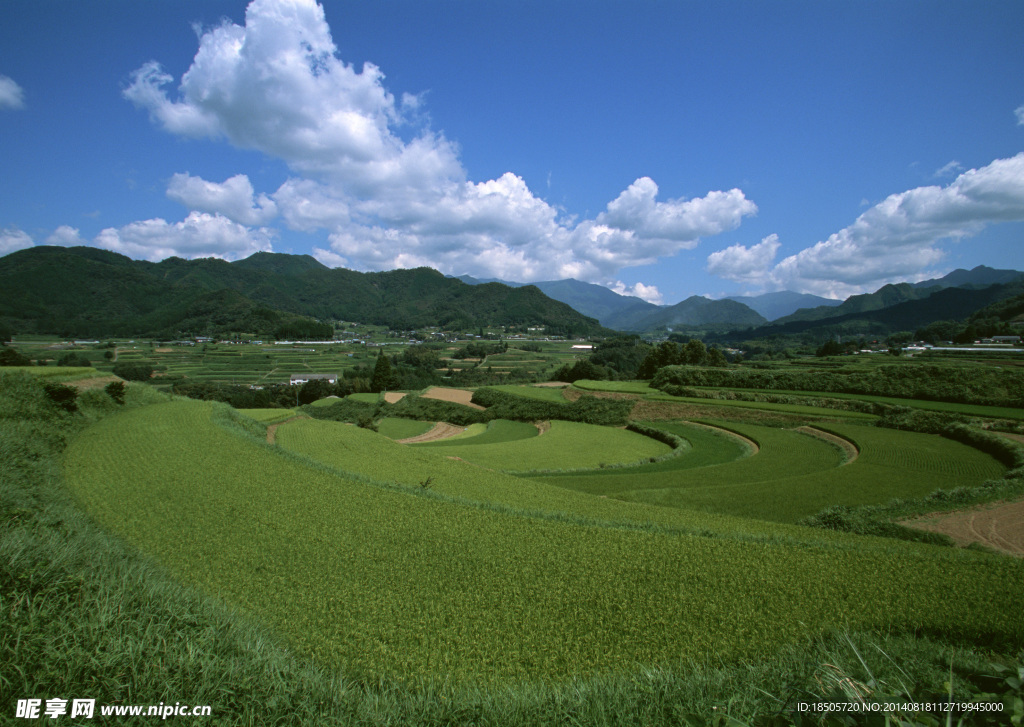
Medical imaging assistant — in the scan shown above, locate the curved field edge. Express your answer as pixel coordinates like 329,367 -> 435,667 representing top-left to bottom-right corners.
62,398 -> 1024,686
1,372 -> 1020,725
544,420 -> 1006,523
406,420 -> 672,472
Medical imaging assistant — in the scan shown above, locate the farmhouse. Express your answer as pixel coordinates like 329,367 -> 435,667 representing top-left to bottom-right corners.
289,373 -> 338,386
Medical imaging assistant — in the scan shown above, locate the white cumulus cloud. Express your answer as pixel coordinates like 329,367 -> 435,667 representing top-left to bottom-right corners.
45,226 -> 84,246
706,234 -> 781,285
122,0 -> 754,280
611,280 -> 663,305
167,173 -> 278,226
0,75 -> 25,110
708,154 -> 1024,298
94,212 -> 275,262
0,227 -> 33,254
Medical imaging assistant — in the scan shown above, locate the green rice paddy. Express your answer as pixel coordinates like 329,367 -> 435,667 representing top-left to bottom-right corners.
62,399 -> 1024,686
540,420 -> 1005,522
414,420 -> 672,472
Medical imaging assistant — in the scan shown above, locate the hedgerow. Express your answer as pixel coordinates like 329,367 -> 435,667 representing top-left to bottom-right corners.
651,362 -> 1024,408
470,387 -> 633,425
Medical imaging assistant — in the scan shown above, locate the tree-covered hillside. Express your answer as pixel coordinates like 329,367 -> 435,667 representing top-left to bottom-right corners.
0,247 -> 607,338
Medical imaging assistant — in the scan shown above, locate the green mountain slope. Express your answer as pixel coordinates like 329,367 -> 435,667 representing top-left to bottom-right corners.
726,280 -> 1024,341
627,296 -> 767,332
0,247 -> 606,337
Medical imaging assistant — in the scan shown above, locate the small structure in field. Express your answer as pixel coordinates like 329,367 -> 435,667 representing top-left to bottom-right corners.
289,373 -> 338,386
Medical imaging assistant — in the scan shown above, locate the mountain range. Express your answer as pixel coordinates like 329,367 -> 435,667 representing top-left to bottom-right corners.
2,245 -> 1019,342
456,266 -> 1024,333
0,247 -> 606,339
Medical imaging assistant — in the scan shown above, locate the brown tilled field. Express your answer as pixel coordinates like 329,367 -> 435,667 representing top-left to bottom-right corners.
421,387 -> 486,410
396,422 -> 466,443
901,500 -> 1024,557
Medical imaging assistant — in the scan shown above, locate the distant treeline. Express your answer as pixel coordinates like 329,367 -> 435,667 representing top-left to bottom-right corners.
651,363 -> 1024,408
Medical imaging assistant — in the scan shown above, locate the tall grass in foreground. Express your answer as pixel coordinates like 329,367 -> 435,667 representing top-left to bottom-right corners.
1,372 -> 1020,725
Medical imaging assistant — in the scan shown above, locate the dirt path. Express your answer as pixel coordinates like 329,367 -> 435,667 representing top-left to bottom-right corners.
996,431 -> 1024,446
900,500 -> 1024,557
397,422 -> 467,444
421,386 -> 486,410
266,415 -> 309,445
795,426 -> 859,464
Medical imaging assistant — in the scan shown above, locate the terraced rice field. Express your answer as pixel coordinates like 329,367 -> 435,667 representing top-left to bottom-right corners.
237,408 -> 300,424
541,421 -> 1005,522
63,399 -> 1024,685
375,417 -> 435,440
415,418 -> 539,447
414,420 -> 672,472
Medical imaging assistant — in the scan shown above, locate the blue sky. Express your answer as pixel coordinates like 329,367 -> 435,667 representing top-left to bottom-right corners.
1,0 -> 1023,305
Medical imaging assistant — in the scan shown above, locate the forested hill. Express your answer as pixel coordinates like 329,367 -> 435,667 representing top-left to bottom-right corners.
716,279 -> 1024,341
0,247 -> 606,338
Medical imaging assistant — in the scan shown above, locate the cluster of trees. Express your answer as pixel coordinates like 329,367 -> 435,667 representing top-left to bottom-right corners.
0,346 -> 30,366
637,339 -> 728,379
449,341 -> 508,359
549,337 -> 650,382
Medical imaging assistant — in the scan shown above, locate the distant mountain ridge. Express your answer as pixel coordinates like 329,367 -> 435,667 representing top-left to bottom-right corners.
453,275 -> 763,331
772,266 -> 1024,326
0,247 -> 606,338
726,291 -> 841,321
716,278 -> 1024,342
624,296 -> 767,332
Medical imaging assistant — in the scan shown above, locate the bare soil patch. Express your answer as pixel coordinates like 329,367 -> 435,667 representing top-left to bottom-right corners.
901,500 -> 1024,557
398,422 -> 466,444
534,421 -> 551,436
62,375 -> 122,391
795,426 -> 859,464
421,386 -> 486,410
533,381 -> 569,388
996,432 -> 1024,446
383,391 -> 406,403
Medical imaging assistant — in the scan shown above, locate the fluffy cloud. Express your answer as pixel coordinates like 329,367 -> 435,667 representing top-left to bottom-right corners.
599,178 -> 756,249
611,280 -> 663,305
709,154 -> 1024,298
706,234 -> 781,285
0,227 -> 33,254
45,226 -> 84,245
94,212 -> 275,262
124,0 -> 461,191
0,75 -> 25,110
167,173 -> 278,226
123,0 -> 753,280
